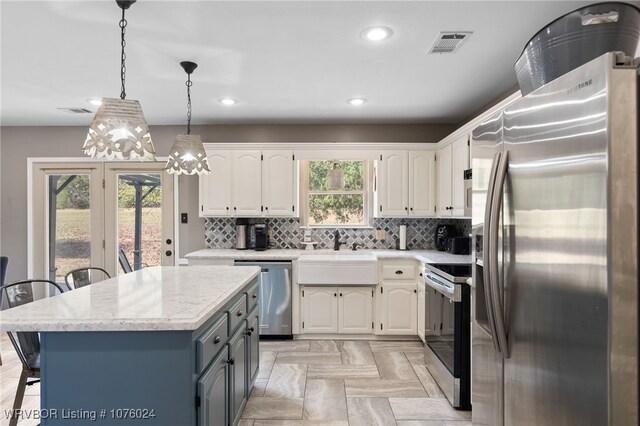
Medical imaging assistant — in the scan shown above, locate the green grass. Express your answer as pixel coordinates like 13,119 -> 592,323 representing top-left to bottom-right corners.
54,207 -> 162,280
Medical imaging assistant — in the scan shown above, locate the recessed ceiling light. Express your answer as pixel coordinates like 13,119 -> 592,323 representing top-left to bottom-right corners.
88,99 -> 102,106
361,26 -> 393,42
218,98 -> 238,106
347,98 -> 367,106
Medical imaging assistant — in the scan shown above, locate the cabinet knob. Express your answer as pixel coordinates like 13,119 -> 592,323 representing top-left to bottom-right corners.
249,327 -> 255,332
334,293 -> 337,297
246,330 -> 252,336
237,310 -> 243,317
213,336 -> 221,344
226,207 -> 229,211
227,358 -> 235,365
252,293 -> 258,299
234,207 -> 237,211
410,207 -> 413,211
414,289 -> 417,293
166,239 -> 172,244
165,250 -> 172,256
405,207 -> 408,211
340,293 -> 343,297
265,206 -> 269,210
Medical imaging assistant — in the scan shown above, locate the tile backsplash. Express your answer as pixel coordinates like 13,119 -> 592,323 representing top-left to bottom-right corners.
204,217 -> 471,250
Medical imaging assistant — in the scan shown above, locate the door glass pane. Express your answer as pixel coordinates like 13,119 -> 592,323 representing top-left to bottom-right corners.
48,174 -> 91,286
117,173 -> 162,274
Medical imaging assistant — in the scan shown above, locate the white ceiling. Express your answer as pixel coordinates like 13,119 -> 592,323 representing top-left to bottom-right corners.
0,0 -> 608,126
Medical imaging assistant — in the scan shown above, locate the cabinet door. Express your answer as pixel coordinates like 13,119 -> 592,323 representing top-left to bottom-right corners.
436,144 -> 453,217
408,150 -> 436,217
302,287 -> 338,333
338,287 -> 374,334
381,283 -> 417,335
229,325 -> 247,426
417,282 -> 425,342
247,310 -> 259,387
262,150 -> 295,216
378,151 -> 408,216
451,135 -> 470,217
197,346 -> 228,426
199,150 -> 231,217
231,151 -> 262,217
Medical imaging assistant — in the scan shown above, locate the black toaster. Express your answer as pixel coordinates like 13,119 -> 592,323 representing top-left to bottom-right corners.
446,237 -> 471,255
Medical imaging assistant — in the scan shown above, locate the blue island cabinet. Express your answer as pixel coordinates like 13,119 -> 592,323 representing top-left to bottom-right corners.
39,277 -> 259,426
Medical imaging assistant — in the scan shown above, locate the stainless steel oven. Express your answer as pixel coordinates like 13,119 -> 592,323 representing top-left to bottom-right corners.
423,263 -> 471,410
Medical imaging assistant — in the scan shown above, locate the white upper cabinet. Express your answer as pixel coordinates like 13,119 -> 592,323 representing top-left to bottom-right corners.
231,151 -> 263,217
409,150 -> 436,216
200,151 -> 231,217
200,149 -> 297,218
437,135 -> 469,217
377,150 -> 408,216
262,150 -> 296,217
377,150 -> 435,217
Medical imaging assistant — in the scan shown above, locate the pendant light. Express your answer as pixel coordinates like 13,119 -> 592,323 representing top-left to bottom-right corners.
327,161 -> 345,190
83,0 -> 156,161
165,61 -> 211,175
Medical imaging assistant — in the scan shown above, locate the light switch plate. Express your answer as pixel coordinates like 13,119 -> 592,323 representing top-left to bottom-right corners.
375,229 -> 385,240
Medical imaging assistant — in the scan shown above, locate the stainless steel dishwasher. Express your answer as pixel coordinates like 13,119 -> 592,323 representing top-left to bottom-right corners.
234,260 -> 292,338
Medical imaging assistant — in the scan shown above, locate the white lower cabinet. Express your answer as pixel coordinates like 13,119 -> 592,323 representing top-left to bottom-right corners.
379,283 -> 417,335
302,286 -> 374,334
417,280 -> 425,342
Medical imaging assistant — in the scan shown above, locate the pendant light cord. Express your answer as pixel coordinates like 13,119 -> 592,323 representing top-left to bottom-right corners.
119,7 -> 127,100
186,74 -> 192,135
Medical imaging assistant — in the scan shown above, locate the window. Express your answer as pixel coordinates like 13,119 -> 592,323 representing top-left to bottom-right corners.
300,160 -> 372,227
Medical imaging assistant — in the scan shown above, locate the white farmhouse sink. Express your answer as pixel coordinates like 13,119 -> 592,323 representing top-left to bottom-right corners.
297,254 -> 378,285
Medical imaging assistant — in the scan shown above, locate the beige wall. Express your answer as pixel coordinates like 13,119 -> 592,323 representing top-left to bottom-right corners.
0,123 -> 455,282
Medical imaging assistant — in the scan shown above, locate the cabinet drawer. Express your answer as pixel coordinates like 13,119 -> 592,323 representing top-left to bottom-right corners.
382,265 -> 417,280
197,313 -> 229,373
228,294 -> 248,333
246,280 -> 259,313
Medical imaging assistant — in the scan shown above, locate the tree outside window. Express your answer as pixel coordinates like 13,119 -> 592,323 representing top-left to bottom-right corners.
303,160 -> 371,226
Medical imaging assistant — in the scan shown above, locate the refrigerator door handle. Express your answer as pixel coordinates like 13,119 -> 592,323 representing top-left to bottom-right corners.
489,149 -> 510,359
483,151 -> 502,353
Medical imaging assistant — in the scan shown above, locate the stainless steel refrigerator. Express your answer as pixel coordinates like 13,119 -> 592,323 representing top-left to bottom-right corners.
471,52 -> 638,426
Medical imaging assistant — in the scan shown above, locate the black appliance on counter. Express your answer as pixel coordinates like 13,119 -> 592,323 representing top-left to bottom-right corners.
435,224 -> 459,251
422,263 -> 472,410
446,237 -> 471,255
255,223 -> 269,251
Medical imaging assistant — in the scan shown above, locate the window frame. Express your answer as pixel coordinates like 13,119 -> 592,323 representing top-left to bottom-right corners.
299,159 -> 374,228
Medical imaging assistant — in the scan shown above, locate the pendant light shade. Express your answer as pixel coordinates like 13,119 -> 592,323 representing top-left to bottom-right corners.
327,161 -> 345,190
165,61 -> 211,175
84,98 -> 155,160
166,134 -> 210,175
83,0 -> 156,161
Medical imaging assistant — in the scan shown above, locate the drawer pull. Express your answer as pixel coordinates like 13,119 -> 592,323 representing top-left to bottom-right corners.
227,358 -> 235,365
395,270 -> 403,274
252,293 -> 258,299
213,336 -> 221,344
237,310 -> 243,317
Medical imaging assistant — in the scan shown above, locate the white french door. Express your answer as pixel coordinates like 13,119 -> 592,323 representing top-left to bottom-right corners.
30,161 -> 175,284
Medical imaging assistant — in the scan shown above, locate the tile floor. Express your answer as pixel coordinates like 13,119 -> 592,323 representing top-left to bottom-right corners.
241,339 -> 472,426
0,335 -> 472,425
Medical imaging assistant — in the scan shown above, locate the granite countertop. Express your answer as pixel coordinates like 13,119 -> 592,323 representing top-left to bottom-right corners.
186,248 -> 471,264
0,266 -> 260,332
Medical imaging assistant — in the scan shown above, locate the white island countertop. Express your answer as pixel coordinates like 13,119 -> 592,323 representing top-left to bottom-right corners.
186,248 -> 471,264
0,266 -> 260,333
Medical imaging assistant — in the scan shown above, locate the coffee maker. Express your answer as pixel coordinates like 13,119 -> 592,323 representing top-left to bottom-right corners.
254,223 -> 269,251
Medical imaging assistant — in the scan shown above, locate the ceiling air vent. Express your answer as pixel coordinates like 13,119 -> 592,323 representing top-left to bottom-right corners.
428,32 -> 473,54
57,107 -> 93,114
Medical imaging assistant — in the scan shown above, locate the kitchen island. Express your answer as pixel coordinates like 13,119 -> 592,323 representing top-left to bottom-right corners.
0,266 -> 261,426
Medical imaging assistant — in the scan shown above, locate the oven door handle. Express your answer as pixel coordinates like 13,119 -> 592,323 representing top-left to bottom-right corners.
424,275 -> 455,301
483,151 -> 502,354
489,150 -> 510,359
